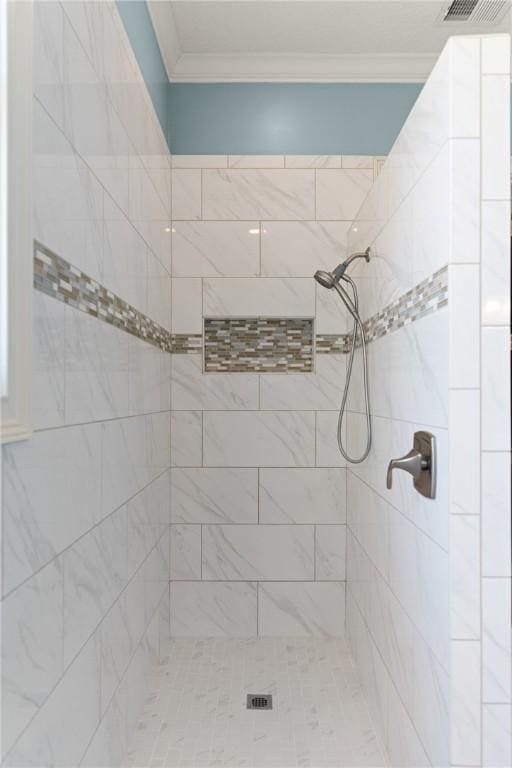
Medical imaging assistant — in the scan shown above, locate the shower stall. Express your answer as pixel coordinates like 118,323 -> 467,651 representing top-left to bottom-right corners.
1,2 -> 510,767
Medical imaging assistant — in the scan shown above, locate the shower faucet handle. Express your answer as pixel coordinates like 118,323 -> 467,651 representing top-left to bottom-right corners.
386,431 -> 436,499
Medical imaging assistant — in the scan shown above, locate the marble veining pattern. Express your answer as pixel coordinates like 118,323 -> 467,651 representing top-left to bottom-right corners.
125,637 -> 387,768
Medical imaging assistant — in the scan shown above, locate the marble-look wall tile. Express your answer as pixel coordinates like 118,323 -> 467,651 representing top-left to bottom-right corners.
481,34 -> 510,74
171,411 -> 202,467
3,633 -> 100,768
126,472 -> 169,578
129,167 -> 169,225
389,506 -> 449,668
482,452 -> 511,578
100,592 -> 134,716
32,291 -> 66,430
171,468 -> 258,524
315,410 -> 346,468
172,221 -> 260,277
33,1 -> 65,129
450,139 -> 480,264
348,413 -> 449,551
450,640 -> 481,766
315,525 -> 346,580
171,169 -> 201,220
481,326 -> 511,451
147,251 -> 171,331
170,582 -> 257,636
128,337 -> 169,416
172,155 -> 227,168
63,508 -> 127,667
23,3 -> 173,766
482,578 -> 511,703
450,515 -> 480,641
170,525 -> 201,580
348,532 -> 449,766
449,389 -> 480,516
80,687 -> 127,768
228,155 -> 284,168
203,411 -> 315,467
65,307 -> 130,423
448,264 -> 480,388
101,416 -> 147,517
202,169 -> 315,220
481,200 -> 511,326
203,277 -> 315,317
260,356 -> 346,411
315,282 -> 350,334
259,468 -> 346,524
285,155 -> 341,168
449,37 -> 481,138
483,704 -> 512,768
341,155 -> 374,169
261,221 -> 350,277
171,278 -> 202,334
2,423 -> 102,594
202,525 -> 314,581
258,582 -> 345,637
1,560 -> 64,758
347,472 -> 390,582
481,74 -> 510,200
171,355 -> 258,411
316,169 -> 373,220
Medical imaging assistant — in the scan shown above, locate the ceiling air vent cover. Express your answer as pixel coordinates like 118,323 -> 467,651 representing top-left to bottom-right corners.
442,0 -> 509,22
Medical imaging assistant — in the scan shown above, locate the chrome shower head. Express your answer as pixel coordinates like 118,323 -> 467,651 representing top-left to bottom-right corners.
314,270 -> 336,289
314,247 -> 371,290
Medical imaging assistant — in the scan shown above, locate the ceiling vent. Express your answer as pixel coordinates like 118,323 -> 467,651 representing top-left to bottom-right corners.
441,0 -> 509,22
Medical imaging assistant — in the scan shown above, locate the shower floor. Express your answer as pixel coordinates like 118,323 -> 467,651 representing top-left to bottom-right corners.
125,637 -> 387,768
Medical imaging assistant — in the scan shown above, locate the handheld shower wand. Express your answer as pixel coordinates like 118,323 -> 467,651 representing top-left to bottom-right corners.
314,248 -> 372,464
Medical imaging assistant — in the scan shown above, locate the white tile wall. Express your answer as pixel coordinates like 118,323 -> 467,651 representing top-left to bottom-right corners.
345,33 -> 511,768
169,152 -> 378,643
1,2 -> 172,765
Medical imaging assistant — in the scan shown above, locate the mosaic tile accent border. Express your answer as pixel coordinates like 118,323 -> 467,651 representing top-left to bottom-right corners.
315,334 -> 352,355
33,242 -> 201,355
316,266 -> 448,353
364,265 -> 448,343
34,241 -> 448,367
204,318 -> 314,372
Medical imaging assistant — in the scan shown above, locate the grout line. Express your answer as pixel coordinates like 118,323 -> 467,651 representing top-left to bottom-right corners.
2,467 -> 171,601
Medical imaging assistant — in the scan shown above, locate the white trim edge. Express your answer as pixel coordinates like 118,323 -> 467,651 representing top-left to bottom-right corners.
0,0 -> 33,443
168,52 -> 436,83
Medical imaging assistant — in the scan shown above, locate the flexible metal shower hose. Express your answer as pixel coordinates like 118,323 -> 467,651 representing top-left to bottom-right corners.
333,276 -> 372,464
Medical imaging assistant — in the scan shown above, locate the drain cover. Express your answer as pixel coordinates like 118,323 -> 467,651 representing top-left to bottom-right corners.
246,694 -> 273,710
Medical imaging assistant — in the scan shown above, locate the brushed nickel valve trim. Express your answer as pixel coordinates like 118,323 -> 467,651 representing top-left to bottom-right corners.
386,431 -> 436,499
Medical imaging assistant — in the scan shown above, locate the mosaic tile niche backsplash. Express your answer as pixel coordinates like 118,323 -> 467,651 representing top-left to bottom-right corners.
204,317 -> 314,372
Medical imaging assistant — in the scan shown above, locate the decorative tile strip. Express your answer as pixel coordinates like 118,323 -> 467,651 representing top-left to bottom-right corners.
204,318 -> 313,373
34,241 -> 173,352
171,334 -> 203,354
315,334 -> 351,354
363,266 -> 448,344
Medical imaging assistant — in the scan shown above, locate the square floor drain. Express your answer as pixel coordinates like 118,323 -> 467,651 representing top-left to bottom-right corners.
246,694 -> 273,710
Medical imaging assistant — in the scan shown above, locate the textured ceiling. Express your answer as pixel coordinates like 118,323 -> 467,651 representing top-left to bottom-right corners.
169,1 -> 510,55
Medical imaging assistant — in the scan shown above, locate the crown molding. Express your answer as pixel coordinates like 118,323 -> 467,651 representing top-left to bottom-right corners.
168,52 -> 436,83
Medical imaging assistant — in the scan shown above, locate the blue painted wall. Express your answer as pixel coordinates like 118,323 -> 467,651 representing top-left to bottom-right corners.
167,83 -> 424,155
116,2 -> 511,156
115,0 -> 169,142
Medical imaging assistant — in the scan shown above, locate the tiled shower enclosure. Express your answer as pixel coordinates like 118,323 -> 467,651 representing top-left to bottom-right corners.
0,3 -> 510,768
